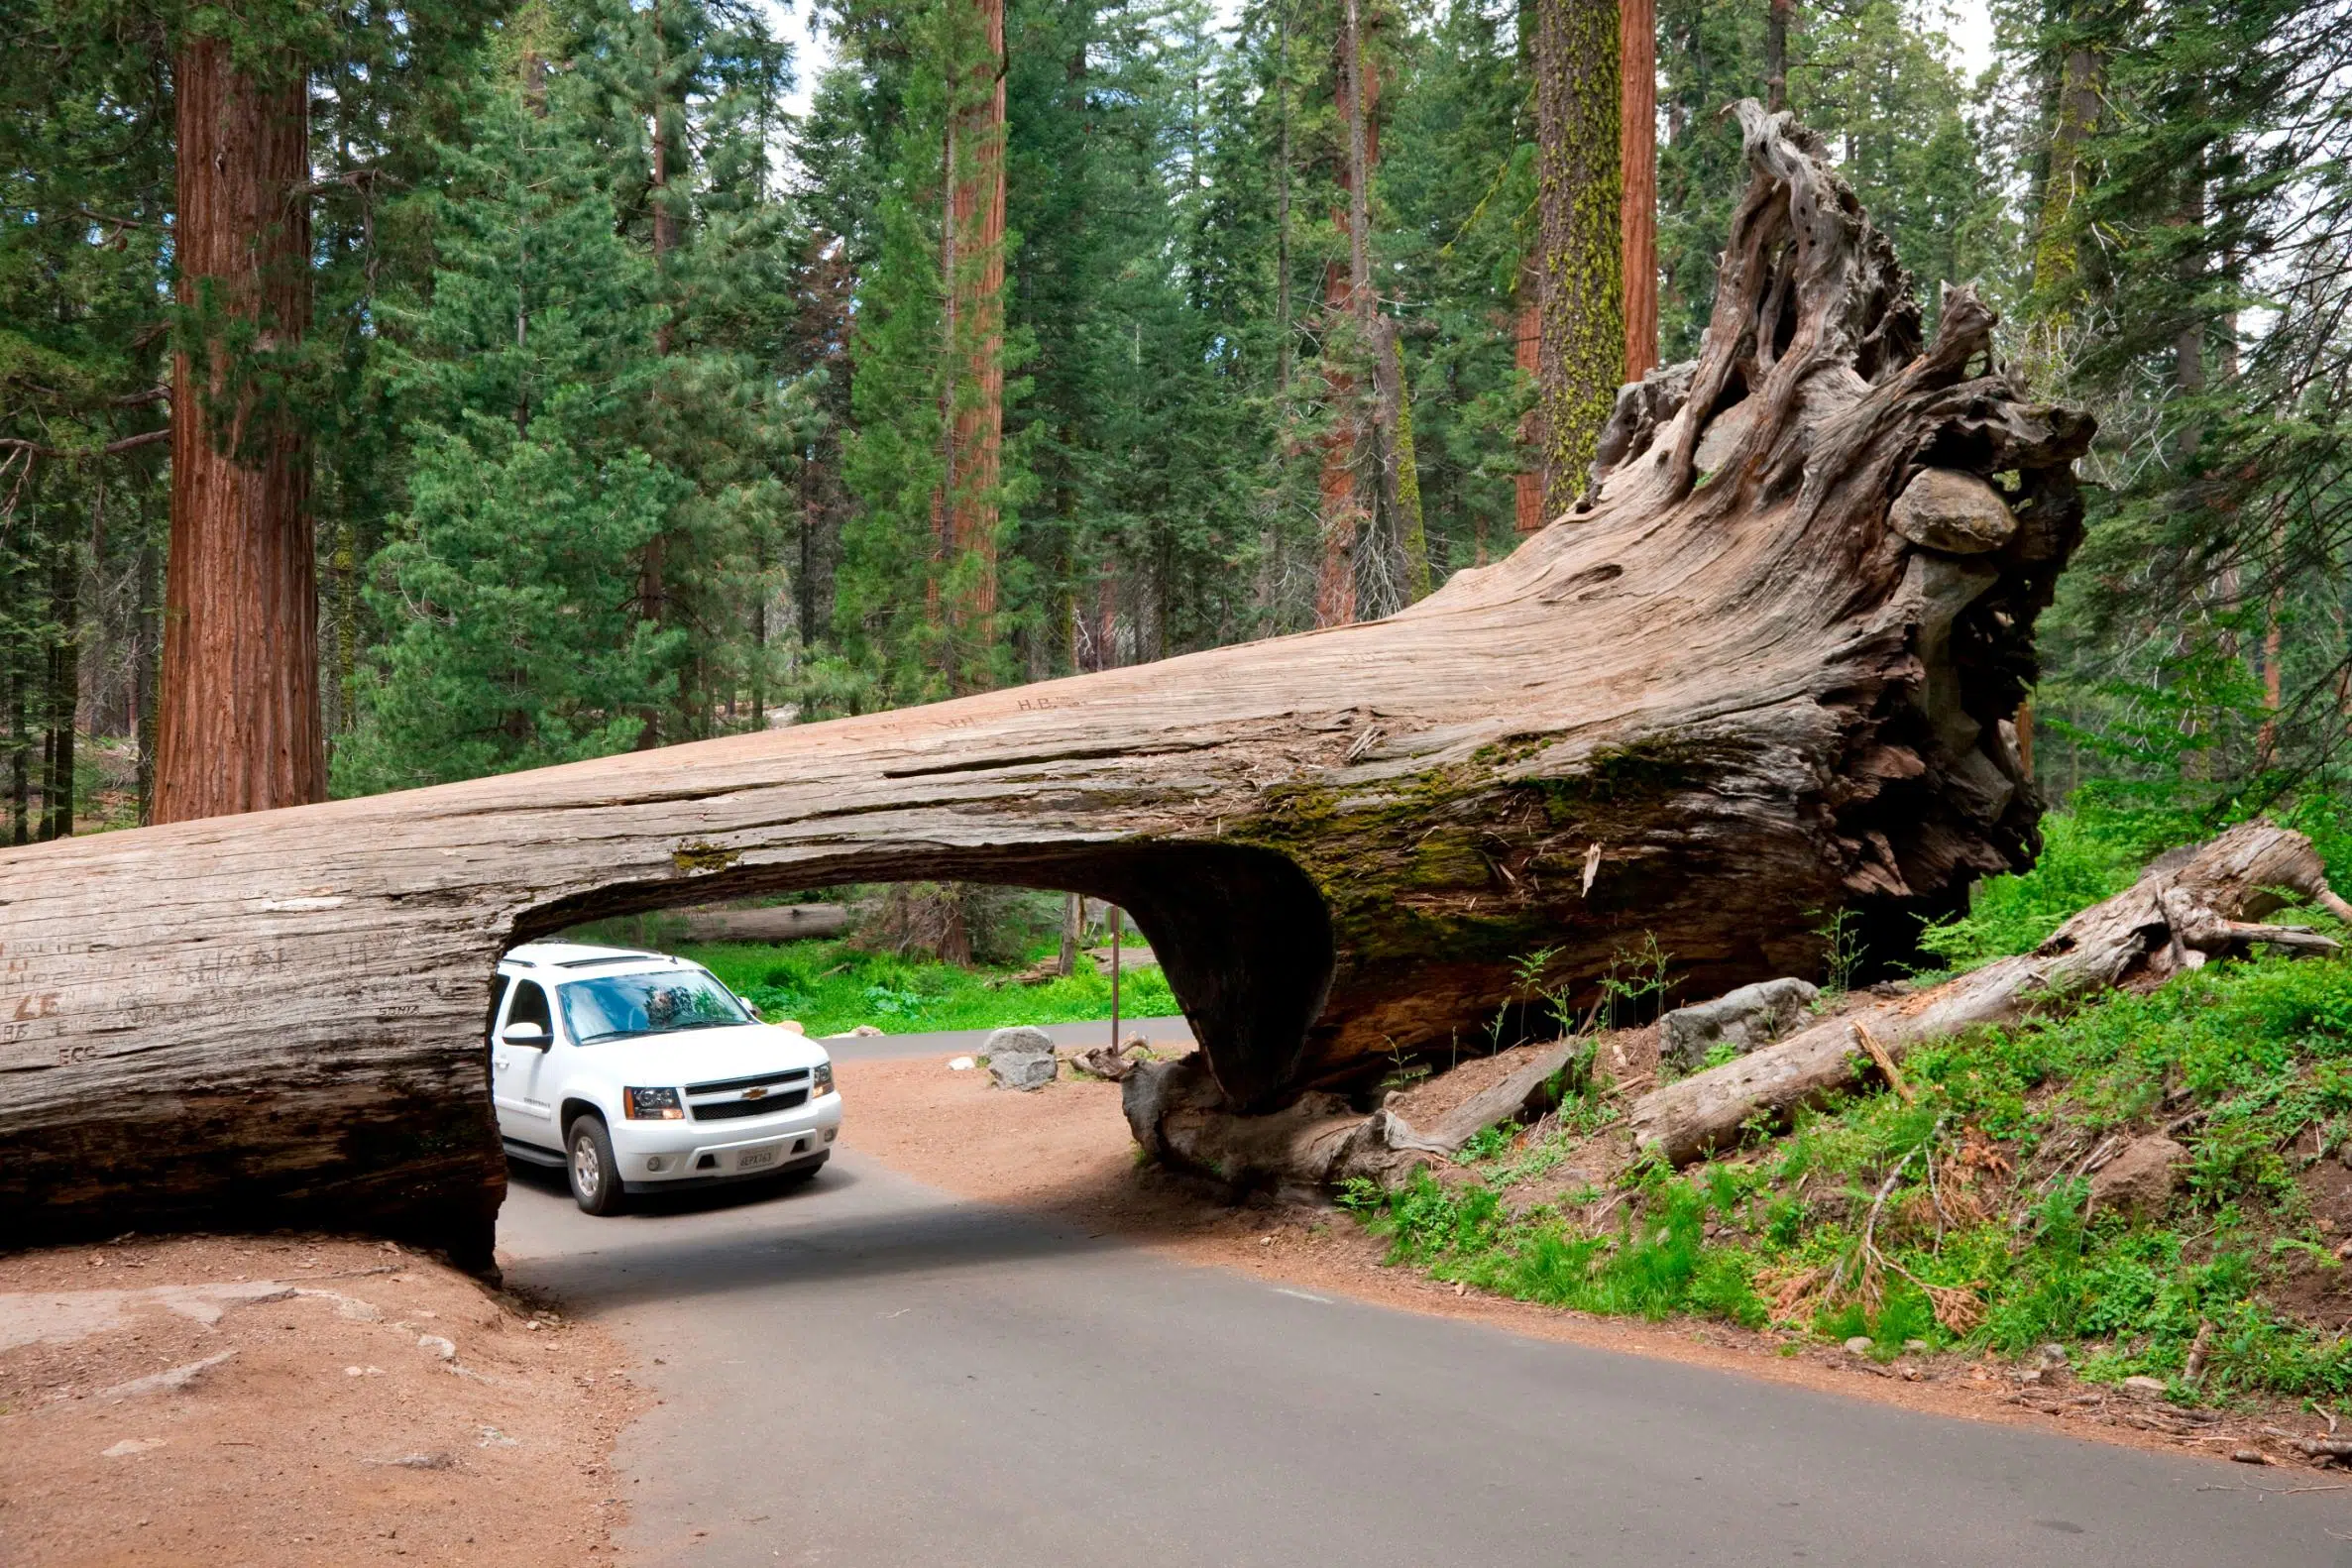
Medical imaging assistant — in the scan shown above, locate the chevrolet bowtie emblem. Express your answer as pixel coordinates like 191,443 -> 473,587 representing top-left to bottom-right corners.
742,1086 -> 767,1100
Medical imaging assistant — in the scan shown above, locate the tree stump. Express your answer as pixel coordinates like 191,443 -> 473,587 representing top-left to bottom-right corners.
0,104 -> 2089,1261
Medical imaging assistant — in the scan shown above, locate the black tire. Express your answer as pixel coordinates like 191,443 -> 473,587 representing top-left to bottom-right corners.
566,1115 -> 625,1215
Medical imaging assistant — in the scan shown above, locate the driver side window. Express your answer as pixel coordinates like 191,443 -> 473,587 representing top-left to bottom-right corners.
506,980 -> 553,1038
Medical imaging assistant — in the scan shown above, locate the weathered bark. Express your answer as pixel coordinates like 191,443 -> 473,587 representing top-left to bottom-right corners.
1628,823 -> 2352,1166
2,106 -> 2087,1260
154,37 -> 325,824
1534,0 -> 1624,512
1620,0 -> 1657,381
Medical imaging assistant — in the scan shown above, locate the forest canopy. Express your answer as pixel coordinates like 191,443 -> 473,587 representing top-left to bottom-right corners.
1,0 -> 2346,838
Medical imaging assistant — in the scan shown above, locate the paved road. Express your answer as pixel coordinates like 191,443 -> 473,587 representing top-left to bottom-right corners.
501,1155 -> 2352,1568
814,1015 -> 1192,1063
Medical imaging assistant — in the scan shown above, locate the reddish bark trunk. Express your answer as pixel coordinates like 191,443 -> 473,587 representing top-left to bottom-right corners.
154,37 -> 325,824
1620,0 -> 1658,382
1514,282 -> 1543,535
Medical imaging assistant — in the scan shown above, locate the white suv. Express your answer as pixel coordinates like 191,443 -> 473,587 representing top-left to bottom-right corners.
489,942 -> 842,1214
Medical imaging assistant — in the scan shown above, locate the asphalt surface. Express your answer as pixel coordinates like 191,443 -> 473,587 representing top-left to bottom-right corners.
499,1149 -> 2352,1568
814,1015 -> 1192,1063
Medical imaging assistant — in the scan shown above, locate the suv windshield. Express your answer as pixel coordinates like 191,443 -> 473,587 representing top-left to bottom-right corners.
558,967 -> 751,1045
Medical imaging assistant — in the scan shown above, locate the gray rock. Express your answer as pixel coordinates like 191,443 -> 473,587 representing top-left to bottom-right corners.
1844,1335 -> 1874,1355
989,1052 -> 1057,1091
1888,468 -> 2018,555
985,1029 -> 1060,1091
1660,977 -> 1821,1071
2120,1375 -> 2170,1400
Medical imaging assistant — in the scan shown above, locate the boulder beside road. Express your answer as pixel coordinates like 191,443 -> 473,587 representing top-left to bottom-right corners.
985,1027 -> 1060,1091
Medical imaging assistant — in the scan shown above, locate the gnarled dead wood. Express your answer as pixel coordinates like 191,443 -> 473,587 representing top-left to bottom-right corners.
1627,822 -> 2351,1166
1,104 -> 2085,1260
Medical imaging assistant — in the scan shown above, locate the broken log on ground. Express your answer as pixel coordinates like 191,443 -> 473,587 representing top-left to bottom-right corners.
2,103 -> 2086,1258
1121,1037 -> 1588,1196
1627,822 -> 2352,1166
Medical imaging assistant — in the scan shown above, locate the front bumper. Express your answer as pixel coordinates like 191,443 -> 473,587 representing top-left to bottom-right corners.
611,1092 -> 842,1188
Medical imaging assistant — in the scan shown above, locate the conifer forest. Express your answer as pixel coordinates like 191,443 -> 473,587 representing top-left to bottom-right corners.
2,0 -> 2348,836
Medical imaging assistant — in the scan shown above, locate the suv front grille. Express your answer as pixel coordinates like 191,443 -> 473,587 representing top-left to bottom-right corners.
691,1088 -> 809,1121
685,1068 -> 812,1095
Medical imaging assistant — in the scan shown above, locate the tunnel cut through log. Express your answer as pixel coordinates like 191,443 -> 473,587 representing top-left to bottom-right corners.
0,103 -> 2089,1264
517,842 -> 1338,1106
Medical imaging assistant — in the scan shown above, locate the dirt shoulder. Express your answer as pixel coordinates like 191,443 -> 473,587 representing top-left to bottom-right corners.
836,1053 -> 2331,1476
0,1233 -> 644,1567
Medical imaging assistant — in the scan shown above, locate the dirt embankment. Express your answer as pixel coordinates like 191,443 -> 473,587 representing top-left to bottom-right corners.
0,1234 -> 643,1566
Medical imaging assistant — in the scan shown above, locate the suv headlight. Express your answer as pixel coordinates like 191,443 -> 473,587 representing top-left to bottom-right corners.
812,1061 -> 835,1097
624,1086 -> 685,1120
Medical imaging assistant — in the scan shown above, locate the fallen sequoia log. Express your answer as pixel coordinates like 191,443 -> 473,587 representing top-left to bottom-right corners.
2,104 -> 2086,1262
1125,821 -> 2352,1194
1627,822 -> 2352,1166
664,902 -> 850,944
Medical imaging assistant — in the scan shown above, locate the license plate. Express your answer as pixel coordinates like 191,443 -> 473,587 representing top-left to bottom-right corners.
737,1147 -> 778,1171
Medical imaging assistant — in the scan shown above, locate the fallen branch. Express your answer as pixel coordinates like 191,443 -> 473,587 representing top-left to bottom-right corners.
1629,823 -> 2352,1165
1851,1021 -> 1914,1104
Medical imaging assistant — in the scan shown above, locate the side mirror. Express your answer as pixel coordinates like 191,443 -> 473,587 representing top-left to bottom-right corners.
500,1021 -> 549,1050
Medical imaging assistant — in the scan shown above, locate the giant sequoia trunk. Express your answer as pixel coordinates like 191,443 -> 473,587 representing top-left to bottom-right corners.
0,106 -> 2086,1264
155,37 -> 326,823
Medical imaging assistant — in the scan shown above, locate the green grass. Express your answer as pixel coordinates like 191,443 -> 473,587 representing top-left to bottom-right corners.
676,937 -> 1178,1038
1347,799 -> 2352,1399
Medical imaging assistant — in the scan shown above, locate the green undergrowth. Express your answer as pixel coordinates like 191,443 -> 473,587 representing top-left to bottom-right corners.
678,937 -> 1177,1038
1345,801 -> 2352,1400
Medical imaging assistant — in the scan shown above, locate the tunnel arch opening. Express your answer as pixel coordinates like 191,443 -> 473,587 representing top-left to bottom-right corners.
506,841 -> 1336,1112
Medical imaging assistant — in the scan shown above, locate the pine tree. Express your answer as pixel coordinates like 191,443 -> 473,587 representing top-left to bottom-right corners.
334,57 -> 682,789
337,5 -> 800,787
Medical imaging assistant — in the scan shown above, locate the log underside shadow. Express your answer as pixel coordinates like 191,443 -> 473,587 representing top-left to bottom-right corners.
0,103 -> 2090,1266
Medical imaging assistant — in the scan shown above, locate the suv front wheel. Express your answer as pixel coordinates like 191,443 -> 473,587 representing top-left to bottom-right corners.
567,1115 -> 625,1216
